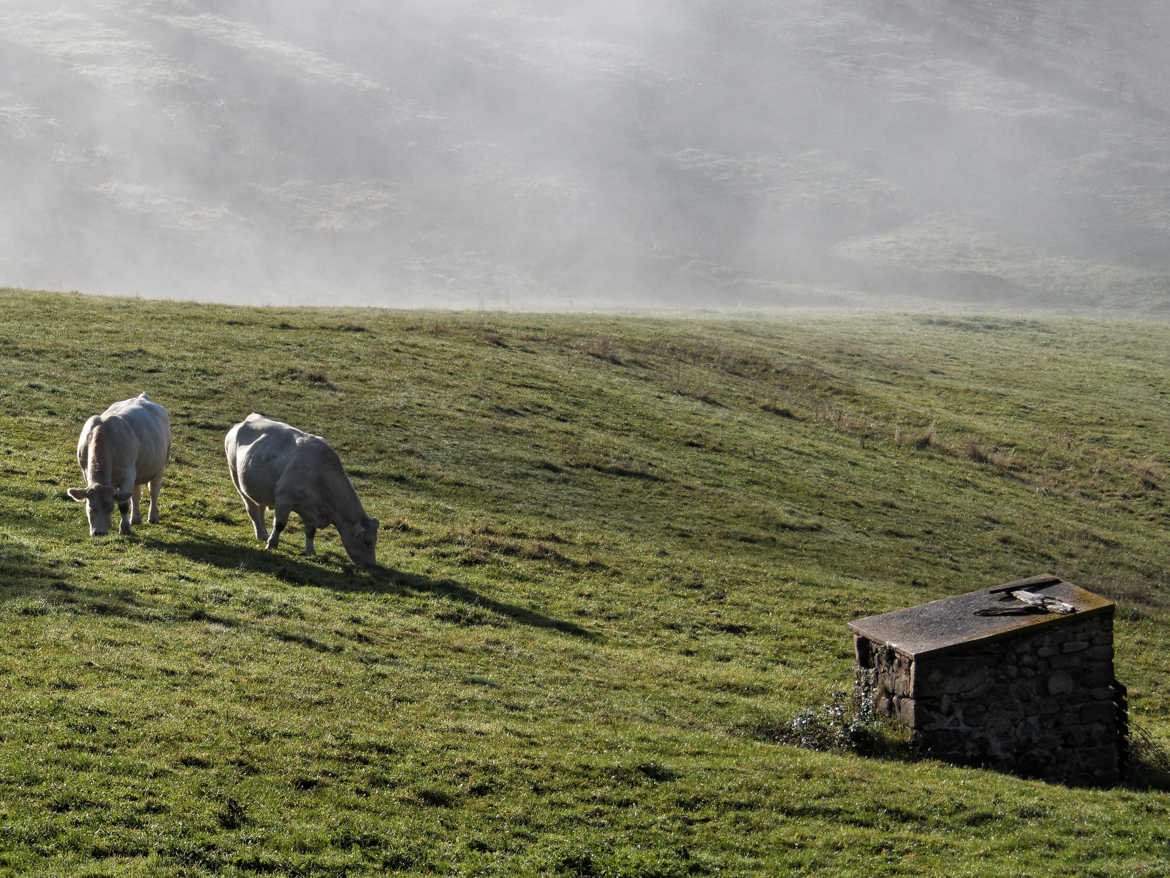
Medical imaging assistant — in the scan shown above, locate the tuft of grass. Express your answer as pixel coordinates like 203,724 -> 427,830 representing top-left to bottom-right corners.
1126,456 -> 1163,491
1128,721 -> 1170,791
911,421 -> 940,450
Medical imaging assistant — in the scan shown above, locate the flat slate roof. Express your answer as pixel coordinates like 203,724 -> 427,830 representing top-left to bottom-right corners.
848,574 -> 1115,658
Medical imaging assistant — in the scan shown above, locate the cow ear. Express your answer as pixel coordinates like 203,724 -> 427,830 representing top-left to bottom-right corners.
367,516 -> 380,534
67,488 -> 89,502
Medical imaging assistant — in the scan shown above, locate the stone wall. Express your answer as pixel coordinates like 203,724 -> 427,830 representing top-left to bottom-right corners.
854,612 -> 1124,786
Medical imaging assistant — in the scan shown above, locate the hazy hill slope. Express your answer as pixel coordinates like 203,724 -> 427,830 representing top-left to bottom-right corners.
1,289 -> 1168,875
2,1 -> 1170,310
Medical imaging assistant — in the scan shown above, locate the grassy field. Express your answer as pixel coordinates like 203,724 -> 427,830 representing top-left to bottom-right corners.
1,288 -> 1169,876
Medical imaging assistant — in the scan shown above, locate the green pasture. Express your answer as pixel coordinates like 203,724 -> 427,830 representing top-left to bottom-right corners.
0,289 -> 1167,876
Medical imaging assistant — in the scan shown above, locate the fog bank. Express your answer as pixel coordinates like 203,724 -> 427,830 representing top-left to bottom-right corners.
3,0 -> 1170,312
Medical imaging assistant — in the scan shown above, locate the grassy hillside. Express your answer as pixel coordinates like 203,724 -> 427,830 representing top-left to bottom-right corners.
1,288 -> 1169,875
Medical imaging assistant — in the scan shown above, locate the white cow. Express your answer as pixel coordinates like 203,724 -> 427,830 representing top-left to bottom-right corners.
224,413 -> 379,566
68,393 -> 171,537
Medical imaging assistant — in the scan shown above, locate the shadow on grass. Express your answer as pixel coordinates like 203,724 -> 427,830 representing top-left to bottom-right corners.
0,532 -> 160,621
146,527 -> 598,640
747,694 -> 1170,791
1125,722 -> 1170,792
752,717 -> 1170,791
388,566 -> 600,640
0,533 -> 70,601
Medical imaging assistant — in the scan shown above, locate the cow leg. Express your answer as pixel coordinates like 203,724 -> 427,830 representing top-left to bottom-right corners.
303,525 -> 317,556
147,475 -> 162,524
118,501 -> 133,536
130,484 -> 143,525
243,499 -> 268,542
266,503 -> 290,551
231,474 -> 267,541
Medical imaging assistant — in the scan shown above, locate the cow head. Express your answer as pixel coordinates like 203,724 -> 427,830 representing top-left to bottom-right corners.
67,484 -> 130,536
340,514 -> 380,567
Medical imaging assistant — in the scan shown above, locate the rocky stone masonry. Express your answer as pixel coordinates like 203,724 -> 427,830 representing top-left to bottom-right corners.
854,612 -> 1124,786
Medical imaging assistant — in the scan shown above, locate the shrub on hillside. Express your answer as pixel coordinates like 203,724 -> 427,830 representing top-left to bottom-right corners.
743,691 -> 905,757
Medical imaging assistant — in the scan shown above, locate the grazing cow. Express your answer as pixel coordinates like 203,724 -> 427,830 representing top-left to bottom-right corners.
68,393 -> 171,537
224,413 -> 379,566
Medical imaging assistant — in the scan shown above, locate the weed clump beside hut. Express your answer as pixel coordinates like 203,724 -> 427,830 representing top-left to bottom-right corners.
849,575 -> 1126,786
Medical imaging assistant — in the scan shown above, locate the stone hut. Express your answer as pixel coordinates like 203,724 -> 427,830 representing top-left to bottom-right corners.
849,574 -> 1126,786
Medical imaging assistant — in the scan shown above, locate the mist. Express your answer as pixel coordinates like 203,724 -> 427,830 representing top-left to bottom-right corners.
3,0 -> 1170,312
